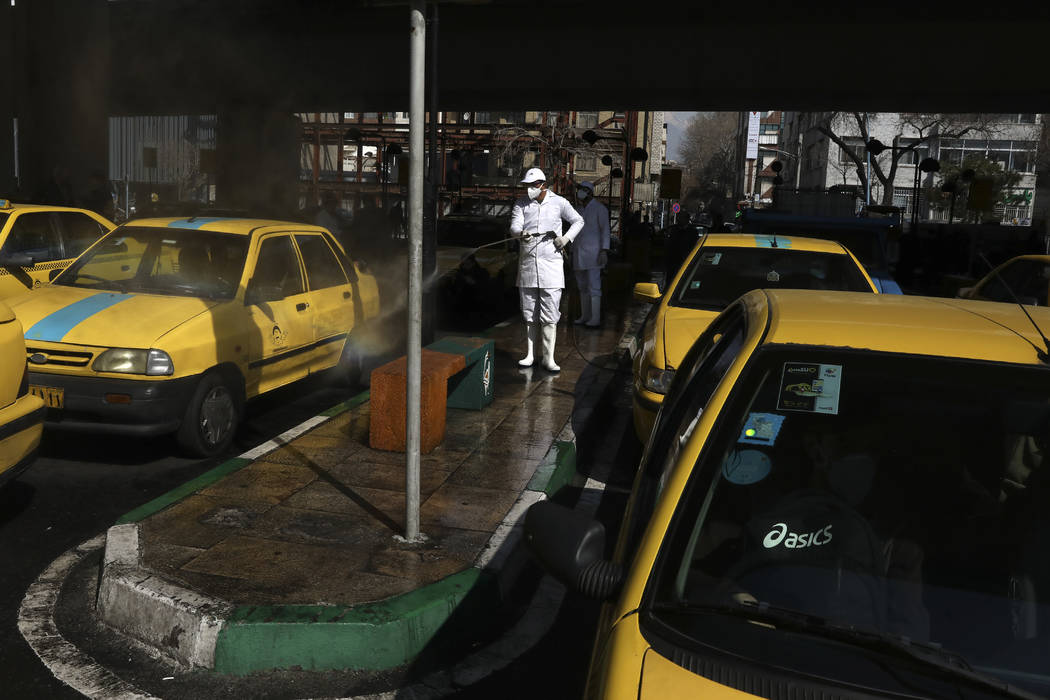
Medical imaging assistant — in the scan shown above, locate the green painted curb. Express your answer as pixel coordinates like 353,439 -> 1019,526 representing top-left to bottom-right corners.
116,458 -> 252,525
527,439 -> 577,496
212,568 -> 502,673
319,389 -> 370,417
115,389 -> 371,525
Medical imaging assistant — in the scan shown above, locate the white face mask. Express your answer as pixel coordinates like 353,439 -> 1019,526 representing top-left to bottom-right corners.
527,186 -> 543,200
577,189 -> 590,201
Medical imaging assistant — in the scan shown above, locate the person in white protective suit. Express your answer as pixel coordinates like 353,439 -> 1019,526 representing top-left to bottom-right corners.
571,181 -> 610,327
510,167 -> 584,372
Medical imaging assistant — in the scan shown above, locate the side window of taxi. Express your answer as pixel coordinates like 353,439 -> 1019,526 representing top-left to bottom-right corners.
247,236 -> 304,303
2,213 -> 61,263
56,212 -> 107,258
620,311 -> 748,561
295,234 -> 348,290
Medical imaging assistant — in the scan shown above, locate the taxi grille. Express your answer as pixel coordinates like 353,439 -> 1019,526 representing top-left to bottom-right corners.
26,346 -> 94,367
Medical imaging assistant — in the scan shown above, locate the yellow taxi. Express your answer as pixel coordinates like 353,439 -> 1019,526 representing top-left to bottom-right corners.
0,300 -> 45,487
9,217 -> 380,457
957,254 -> 1050,306
0,200 -> 115,299
528,290 -> 1050,699
631,233 -> 877,441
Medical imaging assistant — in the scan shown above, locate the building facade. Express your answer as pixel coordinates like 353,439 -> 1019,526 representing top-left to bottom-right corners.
778,112 -> 1042,225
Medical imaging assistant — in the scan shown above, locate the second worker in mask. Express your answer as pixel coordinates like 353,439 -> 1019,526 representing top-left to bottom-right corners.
510,167 -> 584,372
571,181 -> 610,327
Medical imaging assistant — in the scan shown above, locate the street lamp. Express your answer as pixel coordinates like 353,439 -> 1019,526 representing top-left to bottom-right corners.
865,139 -> 939,230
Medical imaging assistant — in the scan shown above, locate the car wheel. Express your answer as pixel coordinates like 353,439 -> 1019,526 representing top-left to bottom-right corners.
334,337 -> 363,388
177,372 -> 238,458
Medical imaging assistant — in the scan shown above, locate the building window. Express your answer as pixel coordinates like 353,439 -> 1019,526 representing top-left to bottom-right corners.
838,137 -> 865,164
577,112 -> 598,129
1018,114 -> 1037,124
575,154 -> 597,171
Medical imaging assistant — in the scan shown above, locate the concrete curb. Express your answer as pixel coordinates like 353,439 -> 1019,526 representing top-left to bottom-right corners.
95,352 -> 624,674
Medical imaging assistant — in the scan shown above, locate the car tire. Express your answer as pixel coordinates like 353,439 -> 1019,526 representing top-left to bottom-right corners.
176,371 -> 239,458
334,337 -> 363,388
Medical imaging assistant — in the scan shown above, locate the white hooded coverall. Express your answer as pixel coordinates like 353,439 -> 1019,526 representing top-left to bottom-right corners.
510,190 -> 584,323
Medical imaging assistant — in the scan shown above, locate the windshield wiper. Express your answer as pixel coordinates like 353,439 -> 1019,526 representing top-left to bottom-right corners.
653,601 -> 1042,700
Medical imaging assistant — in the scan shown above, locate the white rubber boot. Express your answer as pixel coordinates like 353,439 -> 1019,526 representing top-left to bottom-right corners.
518,322 -> 538,367
541,323 -> 560,372
586,294 -> 602,328
574,295 -> 591,325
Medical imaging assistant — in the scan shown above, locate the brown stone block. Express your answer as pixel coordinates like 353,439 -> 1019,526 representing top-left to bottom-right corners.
369,350 -> 465,454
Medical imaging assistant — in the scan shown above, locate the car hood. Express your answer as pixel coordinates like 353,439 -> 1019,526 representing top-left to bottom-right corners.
11,285 -> 221,348
639,648 -> 755,698
661,306 -> 720,369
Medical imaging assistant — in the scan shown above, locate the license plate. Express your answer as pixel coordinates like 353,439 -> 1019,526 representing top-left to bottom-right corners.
29,385 -> 64,409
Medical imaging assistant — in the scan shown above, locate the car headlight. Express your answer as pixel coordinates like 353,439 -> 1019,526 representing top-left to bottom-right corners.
644,366 -> 675,394
92,348 -> 174,376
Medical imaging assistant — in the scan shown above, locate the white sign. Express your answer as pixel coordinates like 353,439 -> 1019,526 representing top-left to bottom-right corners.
746,111 -> 761,160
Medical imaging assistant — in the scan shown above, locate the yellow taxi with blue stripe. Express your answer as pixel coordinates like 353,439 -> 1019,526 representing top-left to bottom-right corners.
632,233 -> 876,441
9,217 -> 380,456
528,289 -> 1050,698
0,199 -> 114,298
0,299 -> 45,487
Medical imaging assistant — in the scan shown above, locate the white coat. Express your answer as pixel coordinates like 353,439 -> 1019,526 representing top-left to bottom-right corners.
572,197 -> 611,270
510,190 -> 584,289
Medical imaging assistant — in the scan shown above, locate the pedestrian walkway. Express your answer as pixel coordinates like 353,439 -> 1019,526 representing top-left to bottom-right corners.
91,290 -> 646,680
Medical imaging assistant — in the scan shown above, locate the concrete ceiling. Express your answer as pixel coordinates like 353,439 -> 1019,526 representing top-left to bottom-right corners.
108,1 -> 1050,114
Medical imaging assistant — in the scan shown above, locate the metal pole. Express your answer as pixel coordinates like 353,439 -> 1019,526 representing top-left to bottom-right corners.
865,113 -> 871,206
405,0 -> 425,543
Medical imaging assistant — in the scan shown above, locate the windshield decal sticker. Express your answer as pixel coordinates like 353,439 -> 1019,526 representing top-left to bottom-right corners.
766,270 -> 781,282
738,412 -> 785,446
25,292 -> 135,342
777,362 -> 842,414
723,449 -> 771,485
700,252 -> 722,265
763,522 -> 833,549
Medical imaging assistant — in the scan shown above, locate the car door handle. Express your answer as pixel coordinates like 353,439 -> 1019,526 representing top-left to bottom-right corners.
343,291 -> 351,299
296,302 -> 310,312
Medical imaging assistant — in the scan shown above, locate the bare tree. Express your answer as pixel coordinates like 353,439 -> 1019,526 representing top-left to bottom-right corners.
812,112 -> 999,207
678,112 -> 737,214
492,121 -> 621,191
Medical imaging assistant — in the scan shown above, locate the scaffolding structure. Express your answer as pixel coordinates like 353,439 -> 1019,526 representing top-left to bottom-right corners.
298,110 -> 656,223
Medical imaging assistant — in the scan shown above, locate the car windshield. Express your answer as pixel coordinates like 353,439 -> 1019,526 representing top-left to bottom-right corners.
54,226 -> 248,299
671,247 -> 873,311
437,218 -> 509,248
649,347 -> 1050,696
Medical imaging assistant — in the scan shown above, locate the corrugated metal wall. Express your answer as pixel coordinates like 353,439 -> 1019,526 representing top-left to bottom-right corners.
108,115 -> 216,186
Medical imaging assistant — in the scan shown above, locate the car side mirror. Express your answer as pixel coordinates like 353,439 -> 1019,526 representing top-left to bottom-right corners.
523,501 -> 623,601
245,283 -> 284,305
48,268 -> 62,282
633,282 -> 662,304
956,286 -> 974,299
0,253 -> 34,268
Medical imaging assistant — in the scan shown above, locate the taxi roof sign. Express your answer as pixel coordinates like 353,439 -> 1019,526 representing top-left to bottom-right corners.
0,199 -> 11,209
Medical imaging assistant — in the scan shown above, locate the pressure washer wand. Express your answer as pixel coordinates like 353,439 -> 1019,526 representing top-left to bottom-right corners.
466,230 -> 555,256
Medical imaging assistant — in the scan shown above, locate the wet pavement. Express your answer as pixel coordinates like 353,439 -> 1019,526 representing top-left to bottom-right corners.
73,282 -> 648,688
